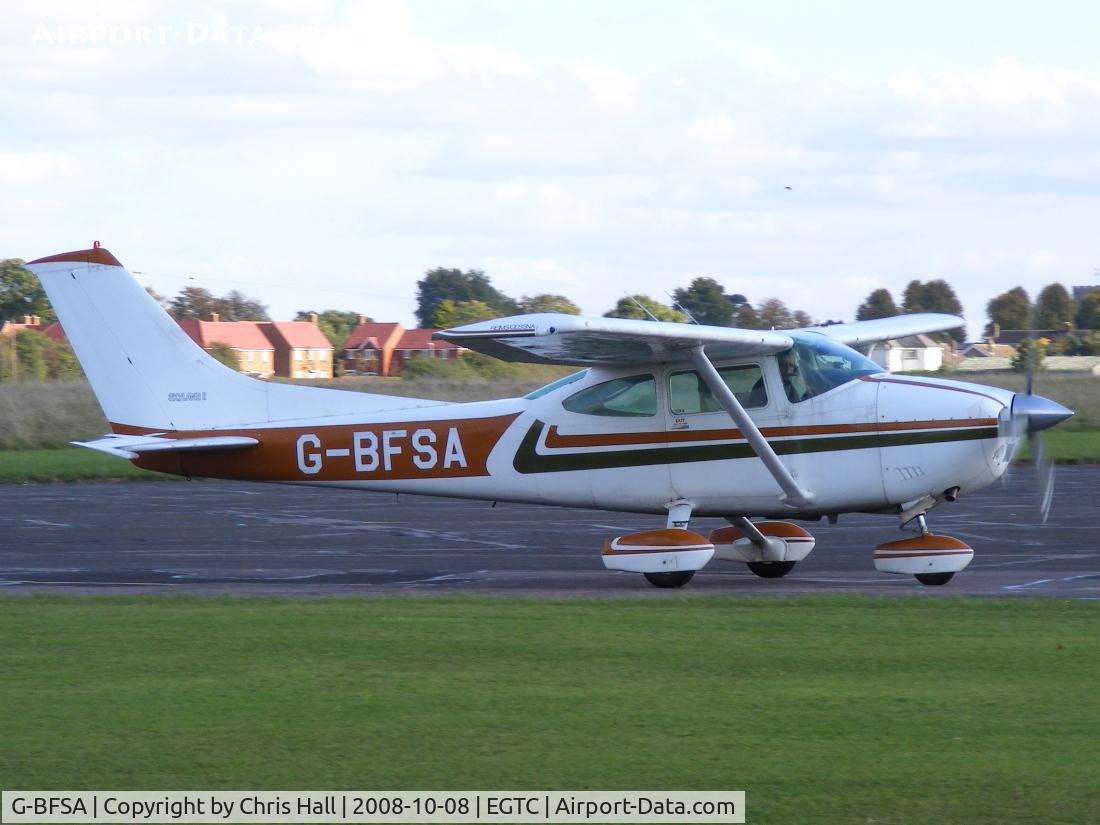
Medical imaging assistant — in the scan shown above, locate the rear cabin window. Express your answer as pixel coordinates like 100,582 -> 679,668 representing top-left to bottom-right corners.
669,364 -> 767,414
562,374 -> 657,417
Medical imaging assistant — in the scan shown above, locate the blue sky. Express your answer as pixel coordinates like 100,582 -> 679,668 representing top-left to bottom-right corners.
4,0 -> 1100,337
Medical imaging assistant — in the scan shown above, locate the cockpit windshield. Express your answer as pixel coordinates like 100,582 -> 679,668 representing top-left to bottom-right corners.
523,370 -> 588,400
779,333 -> 882,403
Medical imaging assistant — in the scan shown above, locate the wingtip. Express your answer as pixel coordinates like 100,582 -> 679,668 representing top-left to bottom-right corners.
27,247 -> 123,268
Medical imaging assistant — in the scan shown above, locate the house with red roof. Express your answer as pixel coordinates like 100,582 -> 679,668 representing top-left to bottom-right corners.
177,313 -> 334,379
341,317 -> 405,375
10,307 -> 453,380
177,315 -> 276,378
340,317 -> 465,376
260,318 -> 334,379
38,321 -> 66,341
1,314 -> 49,336
390,328 -> 463,376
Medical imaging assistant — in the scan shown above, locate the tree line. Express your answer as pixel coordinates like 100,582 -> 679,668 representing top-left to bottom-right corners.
983,282 -> 1100,356
6,254 -> 1100,382
414,269 -> 820,332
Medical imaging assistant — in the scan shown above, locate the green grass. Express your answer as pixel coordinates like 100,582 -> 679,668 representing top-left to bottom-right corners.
1,596 -> 1096,824
0,447 -> 164,482
1017,428 -> 1100,462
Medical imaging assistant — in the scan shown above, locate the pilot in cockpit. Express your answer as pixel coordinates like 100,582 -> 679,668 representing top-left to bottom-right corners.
778,349 -> 808,403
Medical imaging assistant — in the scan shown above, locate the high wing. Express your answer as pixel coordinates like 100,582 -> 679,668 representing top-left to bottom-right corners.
800,313 -> 964,348
434,313 -> 793,367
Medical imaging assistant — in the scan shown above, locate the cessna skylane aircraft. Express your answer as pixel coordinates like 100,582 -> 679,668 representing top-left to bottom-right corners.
26,246 -> 1074,588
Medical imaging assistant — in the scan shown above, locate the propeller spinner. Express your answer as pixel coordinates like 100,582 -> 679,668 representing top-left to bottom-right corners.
1001,391 -> 1073,522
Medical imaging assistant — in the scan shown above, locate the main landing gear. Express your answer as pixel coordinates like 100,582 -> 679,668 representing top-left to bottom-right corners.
601,501 -> 819,588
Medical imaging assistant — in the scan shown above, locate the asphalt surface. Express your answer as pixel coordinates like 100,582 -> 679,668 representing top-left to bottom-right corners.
1,467 -> 1098,598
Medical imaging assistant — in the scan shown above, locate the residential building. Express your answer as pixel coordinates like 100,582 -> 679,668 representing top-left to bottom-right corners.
10,308 -> 453,380
339,318 -> 466,376
342,319 -> 404,375
961,342 -> 1018,359
390,328 -> 463,376
1,314 -> 47,336
177,317 -> 276,378
1,315 -> 67,341
867,335 -> 944,372
261,318 -> 334,379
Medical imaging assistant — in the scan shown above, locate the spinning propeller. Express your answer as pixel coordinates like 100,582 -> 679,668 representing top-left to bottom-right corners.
999,331 -> 1073,522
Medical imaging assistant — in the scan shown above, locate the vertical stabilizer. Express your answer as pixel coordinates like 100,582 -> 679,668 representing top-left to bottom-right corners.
26,247 -> 443,432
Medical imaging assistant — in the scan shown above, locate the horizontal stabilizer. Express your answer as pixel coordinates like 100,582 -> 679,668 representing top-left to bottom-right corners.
73,434 -> 259,460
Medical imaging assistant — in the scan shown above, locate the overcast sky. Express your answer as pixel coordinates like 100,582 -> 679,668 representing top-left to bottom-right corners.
4,0 -> 1100,337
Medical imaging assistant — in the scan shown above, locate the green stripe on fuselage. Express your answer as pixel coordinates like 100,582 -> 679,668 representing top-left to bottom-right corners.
512,421 -> 998,474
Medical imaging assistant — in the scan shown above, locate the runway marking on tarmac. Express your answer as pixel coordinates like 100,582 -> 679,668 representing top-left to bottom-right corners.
973,554 -> 1097,569
220,510 -> 531,551
1003,573 -> 1100,591
392,571 -> 491,586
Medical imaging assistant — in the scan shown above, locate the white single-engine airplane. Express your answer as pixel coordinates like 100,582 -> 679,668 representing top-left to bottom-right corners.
27,246 -> 1073,588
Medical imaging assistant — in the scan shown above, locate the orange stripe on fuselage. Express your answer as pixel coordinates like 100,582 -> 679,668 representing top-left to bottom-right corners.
117,413 -> 520,482
544,418 -> 998,449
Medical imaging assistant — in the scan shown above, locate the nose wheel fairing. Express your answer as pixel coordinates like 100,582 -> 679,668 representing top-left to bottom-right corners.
873,534 -> 975,578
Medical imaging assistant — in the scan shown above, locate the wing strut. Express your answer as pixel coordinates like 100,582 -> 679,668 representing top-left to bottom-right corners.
687,345 -> 814,507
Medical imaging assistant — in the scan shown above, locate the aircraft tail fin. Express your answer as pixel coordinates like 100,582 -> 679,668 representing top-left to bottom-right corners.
25,247 -> 444,433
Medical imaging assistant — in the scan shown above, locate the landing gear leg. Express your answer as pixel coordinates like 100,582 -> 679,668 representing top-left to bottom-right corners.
874,510 -> 973,585
601,499 -> 713,589
907,512 -> 955,583
727,517 -> 800,578
641,499 -> 699,588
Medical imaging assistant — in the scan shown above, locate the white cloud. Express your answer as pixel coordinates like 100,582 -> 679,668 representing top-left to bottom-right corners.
571,64 -> 642,116
5,2 -> 1100,338
887,59 -> 1100,140
0,152 -> 79,183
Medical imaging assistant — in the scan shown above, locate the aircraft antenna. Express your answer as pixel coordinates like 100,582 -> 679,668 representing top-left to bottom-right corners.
665,291 -> 700,325
625,293 -> 662,322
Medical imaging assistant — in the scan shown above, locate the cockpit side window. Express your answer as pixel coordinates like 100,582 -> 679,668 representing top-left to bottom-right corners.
562,374 -> 657,417
780,335 -> 881,403
669,364 -> 767,414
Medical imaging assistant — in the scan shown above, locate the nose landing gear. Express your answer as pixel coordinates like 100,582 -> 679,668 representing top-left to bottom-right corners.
874,513 -> 974,586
